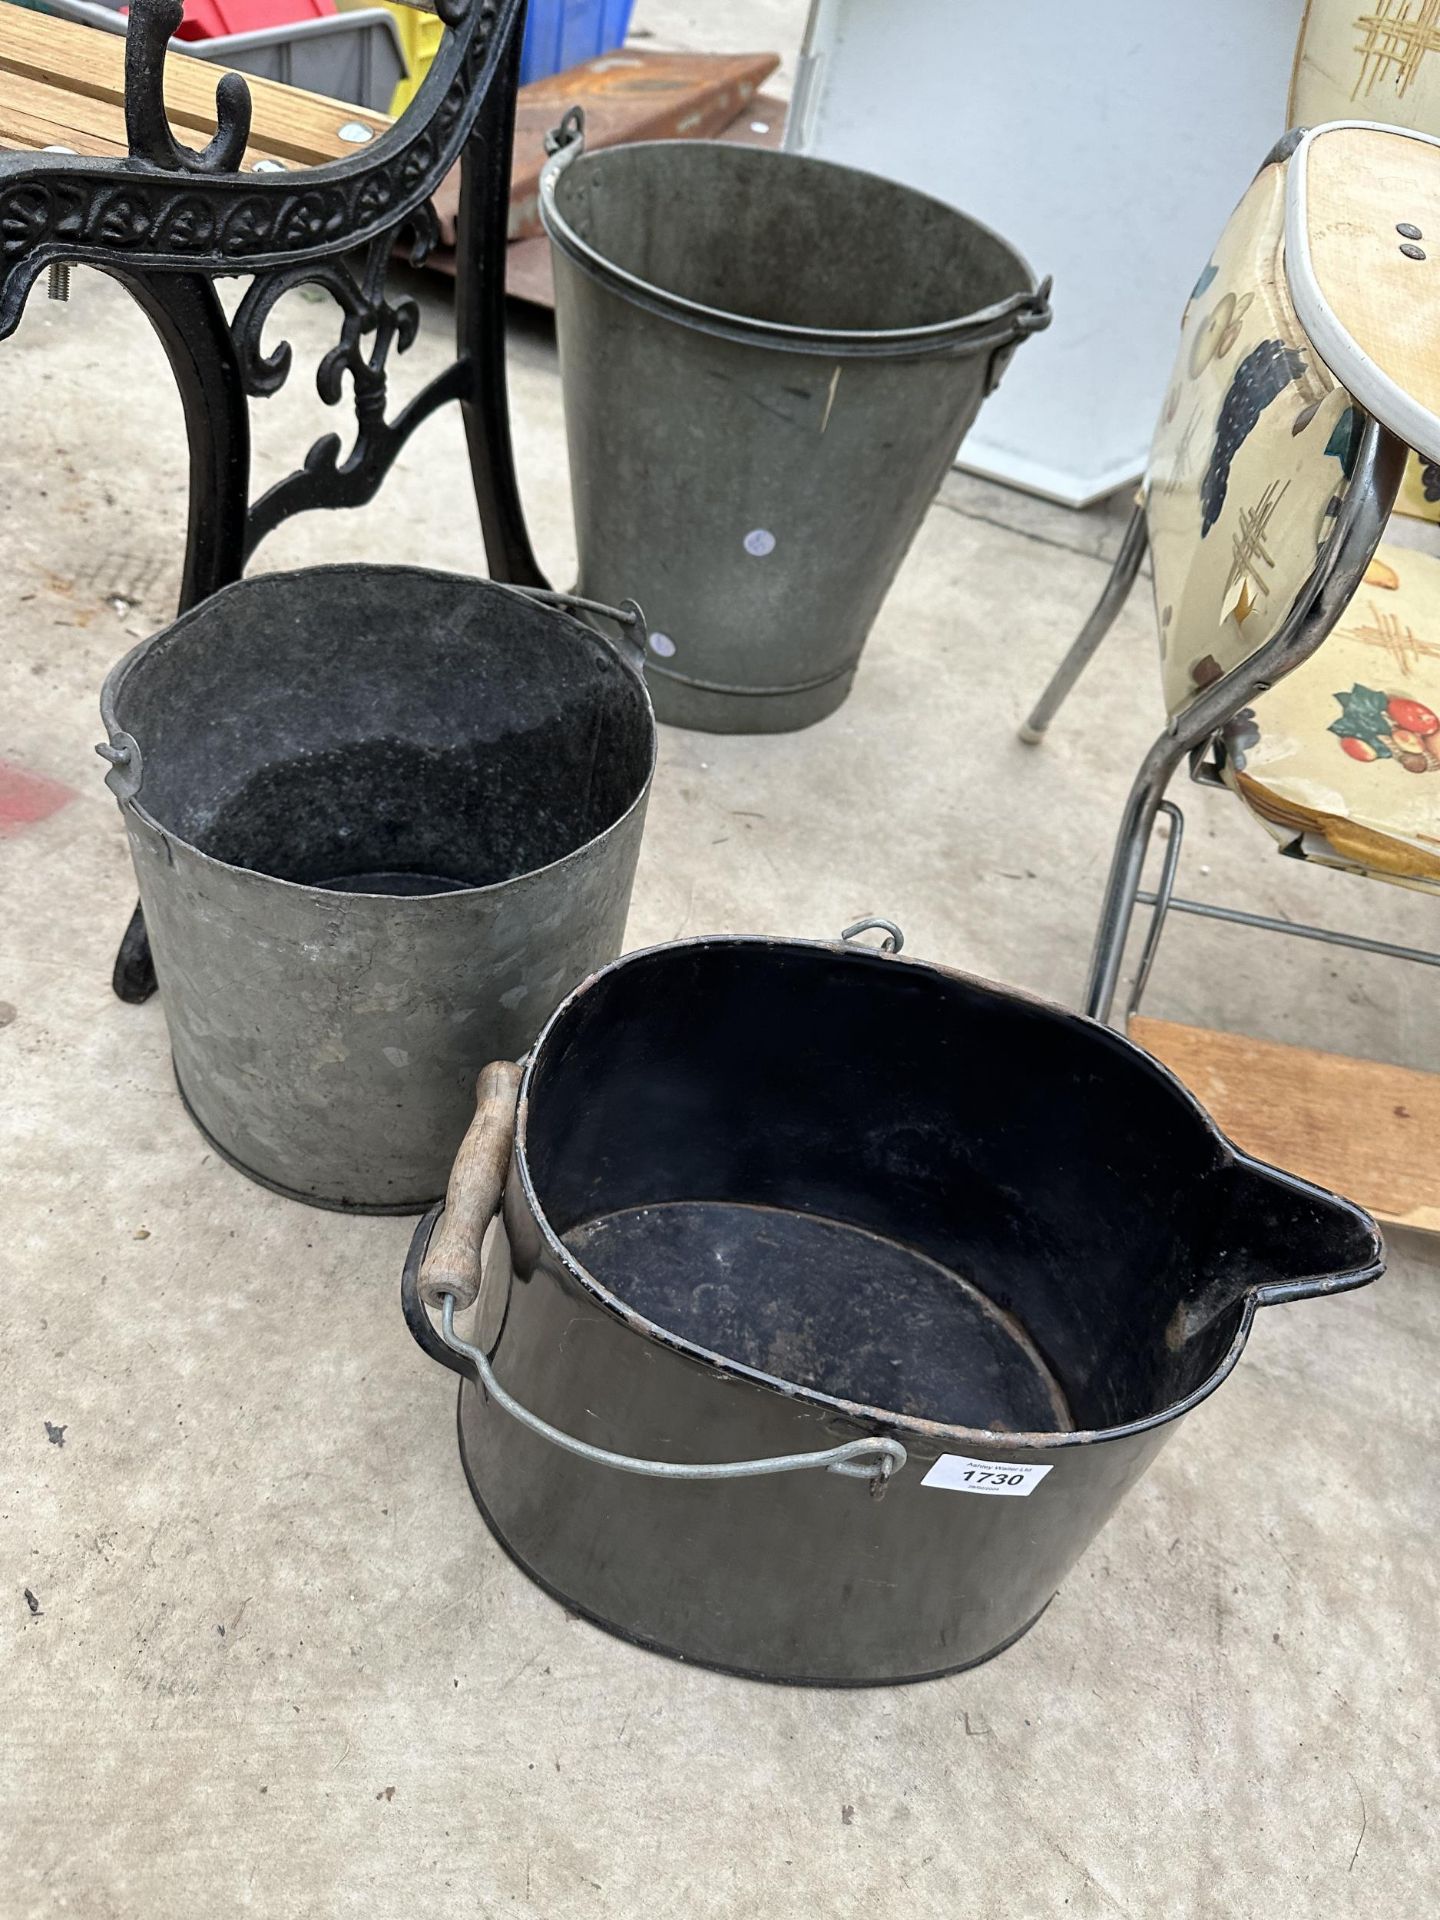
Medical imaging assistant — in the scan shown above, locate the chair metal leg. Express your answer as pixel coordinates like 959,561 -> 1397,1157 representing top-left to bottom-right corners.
1123,799 -> 1184,1026
1131,892 -> 1440,969
1018,503 -> 1147,744
1096,781 -> 1440,1034
1084,730 -> 1189,1024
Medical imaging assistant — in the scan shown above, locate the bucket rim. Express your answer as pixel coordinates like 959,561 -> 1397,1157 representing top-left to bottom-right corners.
507,932 -> 1382,1454
98,562 -> 657,906
539,138 -> 1048,361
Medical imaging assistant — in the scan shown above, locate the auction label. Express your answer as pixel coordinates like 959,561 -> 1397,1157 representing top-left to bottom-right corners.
921,1455 -> 1053,1497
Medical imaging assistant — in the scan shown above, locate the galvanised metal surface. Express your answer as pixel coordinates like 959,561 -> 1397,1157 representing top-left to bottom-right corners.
99,565 -> 654,1212
403,933 -> 1383,1685
540,123 -> 1051,733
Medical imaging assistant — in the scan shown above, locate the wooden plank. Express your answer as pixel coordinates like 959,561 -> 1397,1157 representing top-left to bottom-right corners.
503,232 -> 554,307
0,12 -> 389,168
1130,1016 -> 1440,1236
0,67 -> 307,166
0,72 -> 129,158
421,46 -> 779,257
507,48 -> 779,239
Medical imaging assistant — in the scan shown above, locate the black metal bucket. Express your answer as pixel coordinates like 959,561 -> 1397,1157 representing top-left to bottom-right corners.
402,926 -> 1383,1685
97,566 -> 655,1212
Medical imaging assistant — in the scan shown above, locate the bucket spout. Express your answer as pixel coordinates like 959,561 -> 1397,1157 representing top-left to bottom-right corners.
1168,1158 -> 1383,1350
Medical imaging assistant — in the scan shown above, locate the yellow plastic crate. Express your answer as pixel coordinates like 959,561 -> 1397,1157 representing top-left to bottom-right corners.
336,0 -> 443,115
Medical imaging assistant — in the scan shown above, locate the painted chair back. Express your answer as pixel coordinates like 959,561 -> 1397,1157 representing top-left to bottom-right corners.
1289,0 -> 1440,131
1143,152 -> 1375,721
1288,0 -> 1440,522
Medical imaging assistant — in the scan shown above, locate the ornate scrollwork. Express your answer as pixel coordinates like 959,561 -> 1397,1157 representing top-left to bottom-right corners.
0,0 -> 521,561
36,0 -> 538,1006
232,200 -> 457,551
0,0 -> 502,336
1,0 -> 524,560
123,0 -> 252,175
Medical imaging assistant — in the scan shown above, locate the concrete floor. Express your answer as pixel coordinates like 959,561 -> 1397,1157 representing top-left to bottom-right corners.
3,58 -> 1439,1919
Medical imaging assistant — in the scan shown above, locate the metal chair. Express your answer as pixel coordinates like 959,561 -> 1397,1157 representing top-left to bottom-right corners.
0,0 -> 546,1000
1020,135 -> 1440,1032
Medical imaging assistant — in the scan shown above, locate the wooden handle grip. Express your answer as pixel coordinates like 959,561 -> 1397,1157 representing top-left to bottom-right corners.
419,1059 -> 523,1310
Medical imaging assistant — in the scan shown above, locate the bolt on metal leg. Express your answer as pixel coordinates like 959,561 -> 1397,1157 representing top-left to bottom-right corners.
47,263 -> 70,302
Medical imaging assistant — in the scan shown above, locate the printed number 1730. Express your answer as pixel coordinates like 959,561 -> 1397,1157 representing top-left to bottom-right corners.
920,1454 -> 1053,1497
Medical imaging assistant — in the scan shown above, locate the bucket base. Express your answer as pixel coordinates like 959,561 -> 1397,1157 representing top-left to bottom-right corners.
565,1199 -> 1073,1433
643,662 -> 857,734
174,1064 -> 438,1216
455,1388 -> 1056,1686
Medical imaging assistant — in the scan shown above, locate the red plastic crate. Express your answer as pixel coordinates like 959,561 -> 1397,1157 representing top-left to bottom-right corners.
173,0 -> 335,42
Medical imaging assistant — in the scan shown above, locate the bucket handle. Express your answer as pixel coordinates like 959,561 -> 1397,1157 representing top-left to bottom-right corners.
95,730 -> 143,802
839,916 -> 905,954
512,587 -> 643,633
419,1058 -> 523,1312
404,1060 -> 907,1492
984,277 -> 1052,394
544,104 -> 585,160
508,586 -> 649,671
540,106 -> 1050,376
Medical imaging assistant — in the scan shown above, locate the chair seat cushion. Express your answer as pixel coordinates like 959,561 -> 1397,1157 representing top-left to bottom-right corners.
1221,542 -> 1440,885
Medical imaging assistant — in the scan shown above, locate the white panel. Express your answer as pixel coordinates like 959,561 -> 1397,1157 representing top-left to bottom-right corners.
788,0 -> 1305,505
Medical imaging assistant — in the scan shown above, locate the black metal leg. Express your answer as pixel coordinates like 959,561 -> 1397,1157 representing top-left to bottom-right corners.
107,271 -> 252,1002
112,904 -> 158,1004
122,270 -> 252,612
456,7 -> 549,589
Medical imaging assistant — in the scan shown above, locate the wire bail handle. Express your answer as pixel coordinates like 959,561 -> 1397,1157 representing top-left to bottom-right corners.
544,105 -> 586,158
413,1061 -> 907,1495
840,916 -> 905,954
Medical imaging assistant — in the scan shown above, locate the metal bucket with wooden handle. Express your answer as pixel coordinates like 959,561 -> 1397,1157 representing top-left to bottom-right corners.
402,922 -> 1383,1685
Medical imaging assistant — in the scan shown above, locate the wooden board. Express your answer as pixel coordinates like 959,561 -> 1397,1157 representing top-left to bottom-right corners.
501,90 -> 787,308
0,11 -> 390,169
421,46 -> 779,265
1131,1016 -> 1440,1236
1290,122 -> 1440,465
503,231 -> 555,307
507,48 -> 778,239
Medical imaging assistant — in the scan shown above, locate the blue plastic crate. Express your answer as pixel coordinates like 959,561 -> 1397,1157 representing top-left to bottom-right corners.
519,0 -> 636,85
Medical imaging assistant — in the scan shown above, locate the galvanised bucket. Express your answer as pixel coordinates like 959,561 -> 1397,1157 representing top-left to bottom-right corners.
540,115 -> 1051,733
97,565 -> 655,1212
